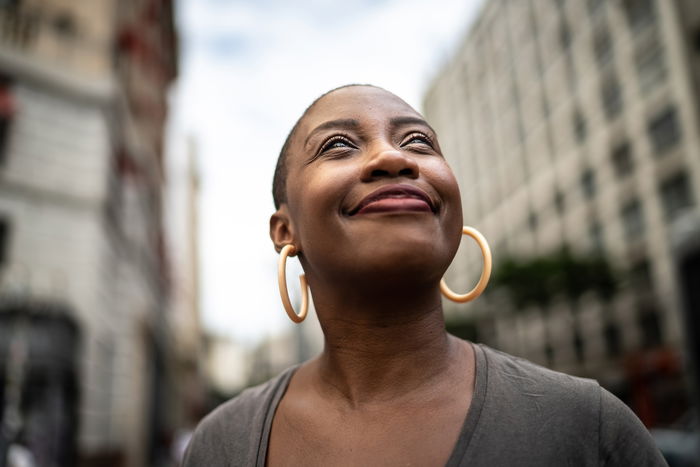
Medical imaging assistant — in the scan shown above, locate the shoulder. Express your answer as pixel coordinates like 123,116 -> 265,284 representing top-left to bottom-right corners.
182,367 -> 296,466
472,345 -> 666,466
478,344 -> 599,404
598,388 -> 668,466
475,343 -> 602,449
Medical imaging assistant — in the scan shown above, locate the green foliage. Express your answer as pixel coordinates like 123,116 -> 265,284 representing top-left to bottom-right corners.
491,247 -> 618,311
445,319 -> 479,342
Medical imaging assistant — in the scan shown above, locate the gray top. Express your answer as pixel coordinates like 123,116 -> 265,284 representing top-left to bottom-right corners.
183,344 -> 668,466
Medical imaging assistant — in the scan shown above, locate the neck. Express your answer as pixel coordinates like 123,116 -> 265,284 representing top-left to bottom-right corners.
309,280 -> 461,406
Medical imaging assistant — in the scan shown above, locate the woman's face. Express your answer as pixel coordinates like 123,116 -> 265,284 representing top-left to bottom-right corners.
273,86 -> 462,286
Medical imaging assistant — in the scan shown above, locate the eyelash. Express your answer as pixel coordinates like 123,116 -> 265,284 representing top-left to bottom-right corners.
402,132 -> 434,148
317,134 -> 355,156
315,131 -> 434,159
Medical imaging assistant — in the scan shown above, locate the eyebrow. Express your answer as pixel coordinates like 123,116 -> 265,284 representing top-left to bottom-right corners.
389,116 -> 436,134
304,118 -> 360,147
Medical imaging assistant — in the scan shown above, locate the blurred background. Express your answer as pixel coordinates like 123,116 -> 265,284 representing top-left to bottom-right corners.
0,0 -> 699,466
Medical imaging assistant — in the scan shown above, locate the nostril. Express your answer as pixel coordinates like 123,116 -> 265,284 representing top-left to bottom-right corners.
398,168 -> 414,176
371,169 -> 389,177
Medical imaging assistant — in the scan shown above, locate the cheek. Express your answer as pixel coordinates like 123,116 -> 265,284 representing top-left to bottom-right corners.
287,165 -> 360,278
422,159 -> 462,218
287,163 -> 356,240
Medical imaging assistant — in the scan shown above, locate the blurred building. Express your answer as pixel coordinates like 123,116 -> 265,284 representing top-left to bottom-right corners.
0,1 -> 182,466
165,135 -> 205,434
424,0 -> 700,427
203,334 -> 248,397
229,305 -> 323,395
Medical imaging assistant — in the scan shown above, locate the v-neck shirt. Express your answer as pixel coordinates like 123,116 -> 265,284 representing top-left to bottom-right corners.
183,343 -> 667,466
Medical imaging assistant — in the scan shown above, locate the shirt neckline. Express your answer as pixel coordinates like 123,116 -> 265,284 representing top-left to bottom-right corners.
257,341 -> 489,466
445,342 -> 488,466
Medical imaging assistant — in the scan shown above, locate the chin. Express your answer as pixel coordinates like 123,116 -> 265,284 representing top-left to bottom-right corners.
359,236 -> 453,283
302,218 -> 460,286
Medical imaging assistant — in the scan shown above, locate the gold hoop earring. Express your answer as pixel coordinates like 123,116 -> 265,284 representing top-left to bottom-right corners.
440,226 -> 492,303
278,244 -> 309,323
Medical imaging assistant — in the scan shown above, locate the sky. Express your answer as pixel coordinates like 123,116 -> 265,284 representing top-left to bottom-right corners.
168,0 -> 485,345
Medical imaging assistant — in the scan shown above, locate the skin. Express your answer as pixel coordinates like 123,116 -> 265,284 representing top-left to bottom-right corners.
268,86 -> 475,466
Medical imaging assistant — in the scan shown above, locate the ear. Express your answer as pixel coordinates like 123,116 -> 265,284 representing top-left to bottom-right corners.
269,205 -> 297,254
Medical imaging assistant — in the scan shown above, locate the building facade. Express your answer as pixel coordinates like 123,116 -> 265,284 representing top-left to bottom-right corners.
165,135 -> 206,440
0,1 -> 180,466
424,0 -> 700,427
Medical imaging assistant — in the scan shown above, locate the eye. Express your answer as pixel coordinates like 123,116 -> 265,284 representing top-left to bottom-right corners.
401,132 -> 433,148
319,135 -> 355,154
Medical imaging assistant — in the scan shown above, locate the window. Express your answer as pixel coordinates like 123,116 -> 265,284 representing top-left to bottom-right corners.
648,106 -> 681,155
0,217 -> 9,266
603,322 -> 621,357
593,24 -> 613,66
622,0 -> 656,32
542,96 -> 550,120
573,329 -> 585,363
638,304 -> 663,348
659,171 -> 695,221
600,73 -> 623,120
559,20 -> 572,52
0,1 -> 37,48
635,36 -> 666,93
573,109 -> 587,143
0,0 -> 22,9
0,75 -> 15,165
621,199 -> 645,239
580,168 -> 596,199
587,0 -> 604,16
554,190 -> 565,214
566,63 -> 577,94
630,258 -> 653,290
611,141 -> 634,178
0,111 -> 9,165
52,12 -> 78,39
589,221 -> 604,252
512,84 -> 525,143
545,343 -> 554,366
528,211 -> 538,231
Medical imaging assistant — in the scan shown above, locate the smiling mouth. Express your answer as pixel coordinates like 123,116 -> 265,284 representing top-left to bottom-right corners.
348,184 -> 436,216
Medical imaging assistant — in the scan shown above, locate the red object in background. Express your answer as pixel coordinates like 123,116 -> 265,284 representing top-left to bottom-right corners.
0,84 -> 17,117
117,27 -> 147,59
624,347 -> 687,428
115,148 -> 142,178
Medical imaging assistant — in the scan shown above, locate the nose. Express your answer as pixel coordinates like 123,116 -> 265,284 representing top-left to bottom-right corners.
360,146 -> 420,182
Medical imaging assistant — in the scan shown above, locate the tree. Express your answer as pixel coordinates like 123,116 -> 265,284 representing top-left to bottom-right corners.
491,248 -> 618,366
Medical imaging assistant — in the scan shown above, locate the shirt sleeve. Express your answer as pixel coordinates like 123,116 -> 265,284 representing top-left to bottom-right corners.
181,414 -> 230,467
598,387 -> 668,467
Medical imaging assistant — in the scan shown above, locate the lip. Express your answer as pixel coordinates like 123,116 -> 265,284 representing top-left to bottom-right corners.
348,184 -> 436,216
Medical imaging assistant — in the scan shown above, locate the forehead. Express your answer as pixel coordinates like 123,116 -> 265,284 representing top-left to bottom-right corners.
298,86 -> 423,138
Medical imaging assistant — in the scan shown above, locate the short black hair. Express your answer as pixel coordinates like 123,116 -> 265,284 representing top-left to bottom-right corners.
272,84 -> 380,209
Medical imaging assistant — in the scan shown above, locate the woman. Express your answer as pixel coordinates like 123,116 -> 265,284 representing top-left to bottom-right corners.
183,85 -> 667,466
